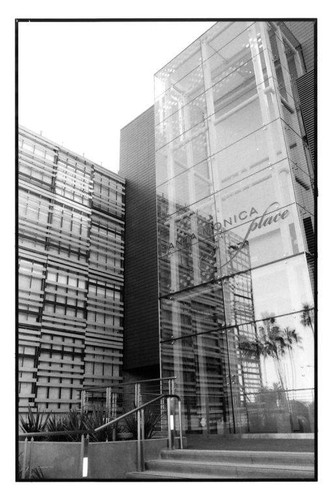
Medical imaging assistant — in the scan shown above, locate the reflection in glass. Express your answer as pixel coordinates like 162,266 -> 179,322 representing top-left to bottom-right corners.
156,21 -> 314,435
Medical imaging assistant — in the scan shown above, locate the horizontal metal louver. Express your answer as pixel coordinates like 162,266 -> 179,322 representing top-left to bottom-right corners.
297,70 -> 316,169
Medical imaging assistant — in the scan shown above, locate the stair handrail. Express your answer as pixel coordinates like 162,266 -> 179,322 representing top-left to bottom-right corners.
94,393 -> 183,472
19,393 -> 183,477
83,376 -> 176,393
93,393 -> 176,431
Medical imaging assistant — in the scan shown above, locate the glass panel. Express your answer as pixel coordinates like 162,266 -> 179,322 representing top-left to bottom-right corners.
157,159 -> 212,211
251,254 -> 313,319
243,311 -> 315,392
155,97 -> 206,149
162,305 -> 314,434
157,121 -> 290,222
291,165 -> 314,215
284,125 -> 314,179
158,163 -> 306,279
156,70 -> 282,156
155,39 -> 203,99
155,87 -> 207,128
156,114 -> 208,152
203,21 -> 255,61
211,49 -> 268,109
160,281 -> 225,341
154,22 -> 256,100
156,128 -> 209,186
161,330 -> 238,434
159,232 -> 312,327
158,195 -> 217,291
156,21 -> 315,436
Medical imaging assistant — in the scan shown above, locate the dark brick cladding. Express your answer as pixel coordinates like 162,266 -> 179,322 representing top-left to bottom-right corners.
119,106 -> 160,372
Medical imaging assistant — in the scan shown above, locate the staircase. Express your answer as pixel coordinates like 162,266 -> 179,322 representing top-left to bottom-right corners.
127,448 -> 315,479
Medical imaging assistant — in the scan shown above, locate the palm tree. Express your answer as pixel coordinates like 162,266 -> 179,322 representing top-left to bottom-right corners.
238,314 -> 302,392
282,327 -> 302,390
300,303 -> 314,335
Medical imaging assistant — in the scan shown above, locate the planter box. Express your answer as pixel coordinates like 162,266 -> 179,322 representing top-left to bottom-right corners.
19,438 -> 169,480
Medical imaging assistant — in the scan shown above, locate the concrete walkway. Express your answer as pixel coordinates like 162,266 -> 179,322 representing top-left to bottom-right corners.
186,434 -> 315,453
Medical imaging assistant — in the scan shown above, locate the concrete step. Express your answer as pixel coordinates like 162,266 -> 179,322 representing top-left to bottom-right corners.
127,470 -> 239,479
143,458 -> 314,479
126,448 -> 315,480
128,464 -> 314,480
160,449 -> 314,467
127,470 -> 314,479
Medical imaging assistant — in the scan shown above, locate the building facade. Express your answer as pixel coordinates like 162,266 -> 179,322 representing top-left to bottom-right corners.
121,20 -> 315,434
18,20 -> 315,435
18,127 -> 125,414
155,20 -> 315,434
119,109 -> 160,379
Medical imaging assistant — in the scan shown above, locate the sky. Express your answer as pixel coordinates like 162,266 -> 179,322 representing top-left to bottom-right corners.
19,21 -> 215,173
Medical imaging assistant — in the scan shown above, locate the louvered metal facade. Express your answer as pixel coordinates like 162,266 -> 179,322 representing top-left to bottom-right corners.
297,69 -> 316,169
285,21 -> 316,72
18,126 -> 125,414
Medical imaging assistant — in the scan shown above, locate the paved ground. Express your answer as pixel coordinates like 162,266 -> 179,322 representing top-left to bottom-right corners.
186,435 -> 315,452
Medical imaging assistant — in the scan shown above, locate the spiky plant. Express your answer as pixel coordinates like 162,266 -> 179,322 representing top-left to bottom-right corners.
19,406 -> 50,440
85,407 -> 115,442
61,409 -> 90,441
124,406 -> 164,439
29,466 -> 45,479
45,414 -> 68,441
18,453 -> 45,480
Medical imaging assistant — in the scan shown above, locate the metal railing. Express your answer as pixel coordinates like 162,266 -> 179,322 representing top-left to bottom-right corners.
79,376 -> 177,425
19,392 -> 183,478
94,393 -> 183,472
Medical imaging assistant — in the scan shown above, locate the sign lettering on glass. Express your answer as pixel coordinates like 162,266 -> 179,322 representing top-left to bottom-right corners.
161,202 -> 290,259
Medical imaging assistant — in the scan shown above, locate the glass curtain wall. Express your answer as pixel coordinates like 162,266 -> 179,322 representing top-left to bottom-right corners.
155,22 -> 314,434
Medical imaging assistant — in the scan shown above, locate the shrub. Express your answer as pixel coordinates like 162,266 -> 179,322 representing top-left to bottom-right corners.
60,409 -> 90,441
18,453 -> 45,480
45,414 -> 68,441
85,407 -> 116,442
19,407 -> 50,440
124,406 -> 164,439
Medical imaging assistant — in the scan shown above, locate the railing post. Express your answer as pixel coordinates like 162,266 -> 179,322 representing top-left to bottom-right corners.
137,408 -> 142,471
80,434 -> 89,478
141,409 -> 145,468
106,387 -> 111,419
135,383 -> 142,407
178,399 -> 184,449
205,396 -> 210,437
79,434 -> 84,477
81,390 -> 87,413
111,391 -> 117,441
168,378 -> 175,395
167,397 -> 175,449
22,437 -> 28,479
171,398 -> 175,449
105,386 -> 111,440
28,437 -> 34,479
